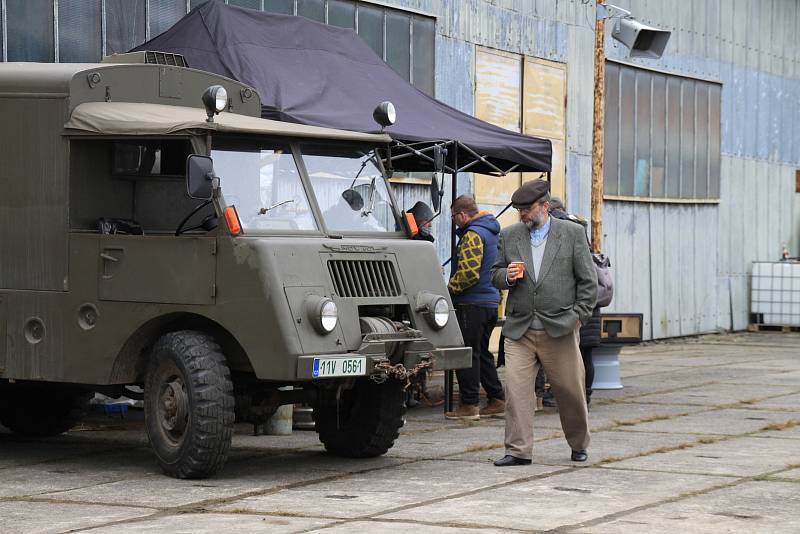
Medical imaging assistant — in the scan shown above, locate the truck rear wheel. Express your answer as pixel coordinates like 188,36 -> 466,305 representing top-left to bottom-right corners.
144,330 -> 234,479
0,385 -> 89,437
313,378 -> 405,457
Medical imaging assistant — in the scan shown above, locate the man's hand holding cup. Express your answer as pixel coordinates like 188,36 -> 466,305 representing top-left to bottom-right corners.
508,261 -> 525,282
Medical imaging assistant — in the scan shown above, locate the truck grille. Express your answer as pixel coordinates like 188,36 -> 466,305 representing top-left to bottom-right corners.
328,260 -> 400,298
145,51 -> 188,67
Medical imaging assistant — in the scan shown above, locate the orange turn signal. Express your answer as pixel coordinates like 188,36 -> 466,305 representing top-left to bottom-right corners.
224,206 -> 242,236
404,212 -> 419,237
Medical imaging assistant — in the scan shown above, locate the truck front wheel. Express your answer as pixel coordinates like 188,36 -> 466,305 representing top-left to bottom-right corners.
313,378 -> 405,457
144,330 -> 234,479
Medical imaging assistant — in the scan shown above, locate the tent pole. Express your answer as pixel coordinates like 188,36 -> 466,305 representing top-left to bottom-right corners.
444,142 -> 459,414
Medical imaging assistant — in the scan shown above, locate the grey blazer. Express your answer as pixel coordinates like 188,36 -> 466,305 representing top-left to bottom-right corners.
491,217 -> 597,340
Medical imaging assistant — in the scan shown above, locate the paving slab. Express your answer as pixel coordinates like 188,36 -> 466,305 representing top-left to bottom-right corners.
724,370 -> 800,387
0,448 -> 160,498
626,408 -> 797,435
627,383 -> 799,407
35,449 -> 409,508
0,433 -> 141,470
213,459 -> 559,519
0,501 -> 153,534
378,467 -> 725,531
604,436 -> 800,476
753,424 -> 800,439
768,467 -> 800,480
744,392 -> 800,411
306,519 -> 512,533
80,513 -> 335,533
449,430 -> 705,467
574,480 -> 800,534
587,402 -> 700,430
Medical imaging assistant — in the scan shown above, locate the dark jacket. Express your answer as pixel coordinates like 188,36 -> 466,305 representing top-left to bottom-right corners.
449,213 -> 501,307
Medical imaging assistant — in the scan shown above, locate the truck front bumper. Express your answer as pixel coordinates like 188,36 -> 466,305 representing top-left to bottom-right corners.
295,345 -> 471,380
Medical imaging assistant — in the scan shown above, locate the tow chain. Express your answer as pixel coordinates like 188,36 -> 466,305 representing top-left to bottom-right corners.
370,359 -> 432,388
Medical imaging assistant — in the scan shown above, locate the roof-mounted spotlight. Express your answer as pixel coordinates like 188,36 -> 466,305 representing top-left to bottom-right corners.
372,101 -> 396,132
202,85 -> 228,123
599,4 -> 671,60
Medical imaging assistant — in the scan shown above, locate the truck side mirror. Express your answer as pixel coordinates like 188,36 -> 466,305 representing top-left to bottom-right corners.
186,155 -> 215,200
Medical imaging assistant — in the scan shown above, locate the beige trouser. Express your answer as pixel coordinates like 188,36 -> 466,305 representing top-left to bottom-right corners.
503,327 -> 590,459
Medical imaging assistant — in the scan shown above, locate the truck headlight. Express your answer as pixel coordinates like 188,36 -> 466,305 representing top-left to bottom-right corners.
306,296 -> 338,334
416,291 -> 450,329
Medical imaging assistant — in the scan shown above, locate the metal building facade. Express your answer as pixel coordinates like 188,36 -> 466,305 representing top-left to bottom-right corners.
2,0 -> 798,339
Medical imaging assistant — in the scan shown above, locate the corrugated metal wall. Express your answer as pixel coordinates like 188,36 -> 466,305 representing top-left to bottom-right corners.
388,0 -> 799,339
600,0 -> 799,336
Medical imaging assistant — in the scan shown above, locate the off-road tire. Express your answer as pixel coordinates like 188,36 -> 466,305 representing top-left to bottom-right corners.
0,386 -> 90,437
144,330 -> 234,479
313,378 -> 405,457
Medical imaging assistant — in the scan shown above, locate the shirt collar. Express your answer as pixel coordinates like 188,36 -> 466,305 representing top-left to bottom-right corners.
529,216 -> 551,243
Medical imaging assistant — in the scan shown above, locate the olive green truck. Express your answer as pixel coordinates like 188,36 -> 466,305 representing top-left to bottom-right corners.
0,55 -> 469,478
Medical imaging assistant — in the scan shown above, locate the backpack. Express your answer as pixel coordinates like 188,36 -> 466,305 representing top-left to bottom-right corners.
592,253 -> 613,308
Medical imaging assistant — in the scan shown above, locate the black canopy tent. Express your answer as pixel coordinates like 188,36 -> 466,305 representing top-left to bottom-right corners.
132,0 -> 552,176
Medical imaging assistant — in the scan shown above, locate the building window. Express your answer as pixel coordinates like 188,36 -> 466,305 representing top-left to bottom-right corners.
6,0 -> 54,62
604,61 -> 721,201
1,0 -> 434,98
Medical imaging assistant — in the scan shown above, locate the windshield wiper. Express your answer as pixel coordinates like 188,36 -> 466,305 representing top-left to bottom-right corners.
258,199 -> 294,215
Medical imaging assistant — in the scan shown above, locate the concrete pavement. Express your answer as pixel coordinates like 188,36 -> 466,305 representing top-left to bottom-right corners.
1,332 -> 798,533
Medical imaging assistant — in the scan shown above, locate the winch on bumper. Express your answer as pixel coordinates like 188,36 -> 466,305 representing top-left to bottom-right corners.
295,320 -> 471,381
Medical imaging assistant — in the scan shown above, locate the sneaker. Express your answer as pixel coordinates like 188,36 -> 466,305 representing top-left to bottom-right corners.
480,398 -> 505,417
444,404 -> 480,420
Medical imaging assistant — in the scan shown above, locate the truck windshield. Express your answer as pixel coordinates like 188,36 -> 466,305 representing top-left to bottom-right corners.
211,144 -> 317,232
301,144 -> 399,233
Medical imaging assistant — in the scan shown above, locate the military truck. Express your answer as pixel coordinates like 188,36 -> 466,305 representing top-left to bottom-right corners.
0,54 -> 470,479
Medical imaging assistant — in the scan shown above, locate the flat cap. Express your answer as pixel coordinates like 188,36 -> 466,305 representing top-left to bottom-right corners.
408,201 -> 434,223
511,179 -> 550,208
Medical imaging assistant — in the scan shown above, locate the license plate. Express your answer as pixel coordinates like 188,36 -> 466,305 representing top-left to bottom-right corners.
312,357 -> 366,378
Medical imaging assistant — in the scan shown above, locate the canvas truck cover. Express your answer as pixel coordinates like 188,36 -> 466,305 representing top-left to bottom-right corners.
65,101 -> 392,143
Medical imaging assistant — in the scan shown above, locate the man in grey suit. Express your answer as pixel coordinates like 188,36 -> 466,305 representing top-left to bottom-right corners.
490,179 -> 597,466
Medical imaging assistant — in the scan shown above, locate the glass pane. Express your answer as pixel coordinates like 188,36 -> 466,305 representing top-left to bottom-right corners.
297,0 -> 324,22
618,66 -> 635,197
229,0 -> 262,9
328,0 -> 355,29
650,74 -> 667,198
59,0 -> 101,62
213,144 -> 318,232
150,0 -> 186,37
190,0 -> 209,9
303,144 -> 398,233
680,80 -> 696,199
106,0 -> 146,54
385,12 -> 410,80
264,0 -> 293,15
665,77 -> 681,198
634,70 -> 651,197
412,16 -> 434,96
694,83 -> 709,199
6,0 -> 54,62
0,1 -> 4,60
603,62 -> 620,196
708,84 -> 722,198
358,4 -> 383,59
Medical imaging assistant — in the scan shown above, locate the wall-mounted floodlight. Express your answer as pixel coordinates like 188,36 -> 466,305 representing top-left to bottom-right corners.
599,4 -> 671,59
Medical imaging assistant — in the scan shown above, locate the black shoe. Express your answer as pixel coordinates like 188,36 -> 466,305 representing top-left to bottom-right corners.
571,449 -> 588,462
493,455 -> 532,467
